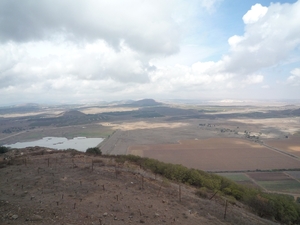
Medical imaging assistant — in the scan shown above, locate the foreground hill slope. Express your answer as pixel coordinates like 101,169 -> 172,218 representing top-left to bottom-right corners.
0,148 -> 277,225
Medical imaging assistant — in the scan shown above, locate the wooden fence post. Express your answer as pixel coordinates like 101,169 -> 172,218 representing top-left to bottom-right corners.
224,200 -> 228,219
157,181 -> 163,197
209,191 -> 218,200
179,184 -> 181,202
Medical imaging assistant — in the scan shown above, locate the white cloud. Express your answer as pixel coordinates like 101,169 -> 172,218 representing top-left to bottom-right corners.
243,4 -> 268,24
0,40 -> 152,89
224,1 -> 300,75
0,0 -> 182,55
287,68 -> 300,86
200,0 -> 223,13
0,0 -> 300,105
228,35 -> 244,51
243,75 -> 264,84
261,85 -> 270,89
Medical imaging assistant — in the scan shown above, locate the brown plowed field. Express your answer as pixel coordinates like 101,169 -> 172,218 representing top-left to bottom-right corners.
265,135 -> 300,157
128,138 -> 300,172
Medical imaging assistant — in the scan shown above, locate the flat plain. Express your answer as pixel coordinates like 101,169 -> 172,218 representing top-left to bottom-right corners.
128,138 -> 300,171
265,136 -> 300,157
1,100 -> 300,197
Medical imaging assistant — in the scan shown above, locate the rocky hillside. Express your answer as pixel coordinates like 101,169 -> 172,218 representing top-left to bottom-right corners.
0,148 -> 277,225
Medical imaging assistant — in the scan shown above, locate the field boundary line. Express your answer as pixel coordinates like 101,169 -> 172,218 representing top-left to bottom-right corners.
283,172 -> 300,184
244,174 -> 268,192
261,143 -> 300,161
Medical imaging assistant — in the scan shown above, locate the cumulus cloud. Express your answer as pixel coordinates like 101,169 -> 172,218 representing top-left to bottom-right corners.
225,1 -> 300,75
0,0 -> 299,105
0,0 -> 180,55
158,0 -> 300,93
243,74 -> 264,84
242,4 -> 268,24
0,40 -> 151,90
287,68 -> 300,86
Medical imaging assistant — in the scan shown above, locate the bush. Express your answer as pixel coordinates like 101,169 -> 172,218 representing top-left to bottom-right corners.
120,154 -> 300,224
195,187 -> 209,199
86,147 -> 102,155
0,146 -> 10,154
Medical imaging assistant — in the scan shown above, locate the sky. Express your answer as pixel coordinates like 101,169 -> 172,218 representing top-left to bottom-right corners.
0,0 -> 300,106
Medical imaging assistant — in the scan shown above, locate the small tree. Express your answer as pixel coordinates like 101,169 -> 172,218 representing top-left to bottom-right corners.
0,146 -> 10,154
86,147 -> 102,155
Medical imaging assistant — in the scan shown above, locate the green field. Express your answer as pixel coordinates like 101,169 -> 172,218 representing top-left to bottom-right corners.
258,180 -> 300,194
286,171 -> 300,180
219,172 -> 300,195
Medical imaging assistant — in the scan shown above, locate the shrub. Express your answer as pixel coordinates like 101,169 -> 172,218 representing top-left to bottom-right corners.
120,154 -> 300,224
0,146 -> 10,154
86,147 -> 102,155
115,156 -> 126,164
195,187 -> 209,199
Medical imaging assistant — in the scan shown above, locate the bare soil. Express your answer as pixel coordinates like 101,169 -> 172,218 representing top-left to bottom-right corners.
128,138 -> 300,171
0,148 -> 277,225
265,135 -> 300,156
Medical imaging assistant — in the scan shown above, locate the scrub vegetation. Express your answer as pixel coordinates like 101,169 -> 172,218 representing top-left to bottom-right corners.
115,154 -> 300,224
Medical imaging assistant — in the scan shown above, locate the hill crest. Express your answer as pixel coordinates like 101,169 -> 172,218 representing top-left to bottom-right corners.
129,99 -> 162,107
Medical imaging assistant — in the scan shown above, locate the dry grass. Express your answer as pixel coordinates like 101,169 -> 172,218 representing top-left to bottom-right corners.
228,118 -> 300,136
0,111 -> 63,118
100,121 -> 189,131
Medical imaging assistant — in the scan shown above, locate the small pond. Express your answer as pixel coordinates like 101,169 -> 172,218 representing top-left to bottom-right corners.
4,137 -> 103,152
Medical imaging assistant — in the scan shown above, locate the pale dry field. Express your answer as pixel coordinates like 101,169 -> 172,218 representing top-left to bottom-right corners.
80,107 -> 139,114
0,111 -> 64,118
265,135 -> 300,156
99,121 -> 189,131
228,118 -> 300,137
128,138 -> 300,171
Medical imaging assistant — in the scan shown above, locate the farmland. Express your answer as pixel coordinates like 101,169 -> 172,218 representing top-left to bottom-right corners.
265,136 -> 300,157
128,138 -> 300,171
1,99 -> 300,198
218,171 -> 300,197
1,100 -> 300,168
216,173 -> 259,189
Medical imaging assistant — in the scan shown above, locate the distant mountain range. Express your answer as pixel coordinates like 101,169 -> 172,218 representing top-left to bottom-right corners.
2,98 -> 299,109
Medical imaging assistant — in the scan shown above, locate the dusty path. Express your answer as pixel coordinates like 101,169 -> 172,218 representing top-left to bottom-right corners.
99,129 -> 126,154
